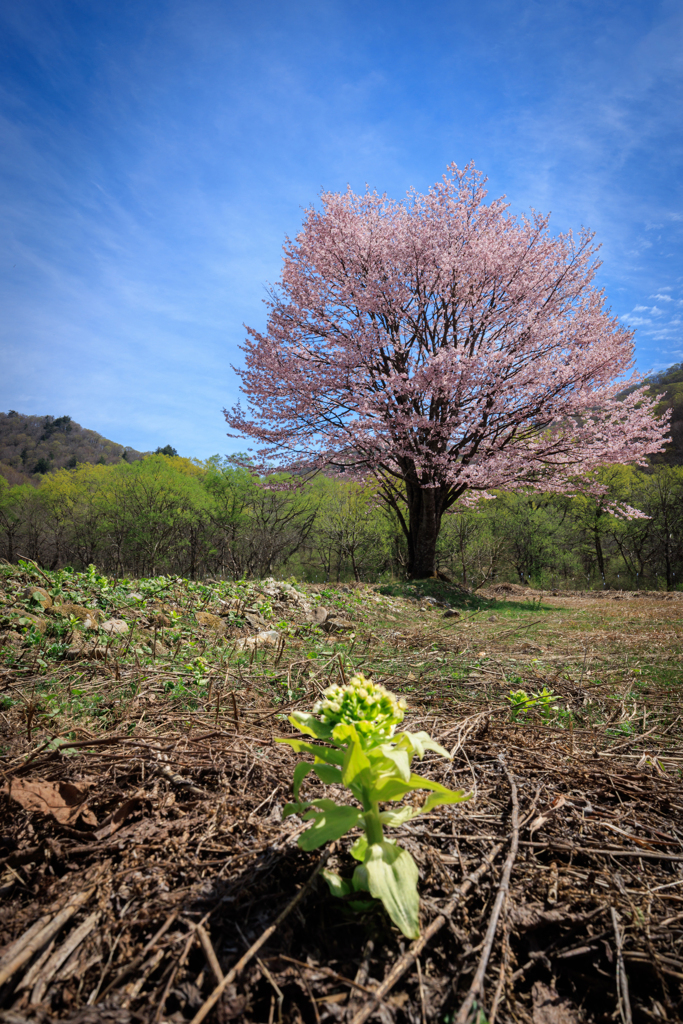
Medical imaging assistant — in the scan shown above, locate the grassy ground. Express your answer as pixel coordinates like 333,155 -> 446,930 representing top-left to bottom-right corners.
1,562 -> 683,1024
2,563 -> 681,753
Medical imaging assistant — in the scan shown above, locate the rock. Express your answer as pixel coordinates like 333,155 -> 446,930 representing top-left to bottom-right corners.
7,610 -> 47,633
244,612 -> 265,630
53,603 -> 103,630
66,642 -> 108,660
531,981 -> 579,1024
196,612 -> 225,632
25,587 -> 53,610
100,618 -> 129,635
443,609 -> 460,619
321,617 -> 354,634
235,630 -> 280,650
307,606 -> 329,626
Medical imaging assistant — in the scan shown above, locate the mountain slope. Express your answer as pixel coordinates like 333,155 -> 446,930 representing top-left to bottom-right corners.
645,362 -> 683,466
0,411 -> 146,484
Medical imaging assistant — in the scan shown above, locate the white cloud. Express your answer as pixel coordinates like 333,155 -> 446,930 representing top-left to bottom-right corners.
651,293 -> 673,301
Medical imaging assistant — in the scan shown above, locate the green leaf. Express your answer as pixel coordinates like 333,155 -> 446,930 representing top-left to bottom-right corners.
380,805 -> 417,827
352,842 -> 420,939
370,776 -> 416,802
332,722 -> 360,745
283,801 -> 306,818
297,803 -> 362,851
293,761 -> 313,801
313,764 -> 343,786
341,737 -> 371,788
395,730 -> 451,760
406,773 -> 461,794
306,798 -> 342,811
350,835 -> 368,861
289,712 -> 336,741
275,737 -> 344,766
321,868 -> 352,898
369,746 -> 411,781
419,788 -> 472,814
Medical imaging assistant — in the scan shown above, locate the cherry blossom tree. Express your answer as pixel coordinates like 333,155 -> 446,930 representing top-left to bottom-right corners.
226,164 -> 667,578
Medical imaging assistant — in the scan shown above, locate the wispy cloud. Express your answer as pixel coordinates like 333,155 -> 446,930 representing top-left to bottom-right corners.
0,0 -> 682,454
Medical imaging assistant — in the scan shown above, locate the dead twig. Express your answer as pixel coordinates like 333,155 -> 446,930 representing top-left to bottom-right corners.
454,757 -> 520,1024
0,885 -> 97,988
611,906 -> 633,1024
95,910 -> 179,1003
196,923 -> 224,983
189,849 -> 330,1024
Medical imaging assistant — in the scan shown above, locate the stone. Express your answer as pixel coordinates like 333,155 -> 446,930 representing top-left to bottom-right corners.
307,606 -> 329,626
244,612 -> 265,630
53,603 -> 103,630
100,618 -> 129,635
235,630 -> 280,650
25,587 -> 53,610
66,642 -> 108,660
8,611 -> 47,633
321,617 -> 354,634
196,612 -> 226,633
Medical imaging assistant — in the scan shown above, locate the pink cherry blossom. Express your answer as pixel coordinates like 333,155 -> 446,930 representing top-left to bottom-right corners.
225,164 -> 668,577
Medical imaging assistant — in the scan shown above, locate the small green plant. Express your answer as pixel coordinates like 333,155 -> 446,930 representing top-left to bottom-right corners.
507,685 -> 559,723
278,673 -> 470,938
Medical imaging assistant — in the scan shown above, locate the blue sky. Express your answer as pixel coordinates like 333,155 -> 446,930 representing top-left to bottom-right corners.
1,0 -> 682,459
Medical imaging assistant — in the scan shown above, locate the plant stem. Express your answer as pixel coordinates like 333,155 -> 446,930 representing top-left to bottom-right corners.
364,807 -> 384,846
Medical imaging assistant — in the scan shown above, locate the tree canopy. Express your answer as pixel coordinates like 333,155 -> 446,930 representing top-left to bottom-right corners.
226,164 -> 667,576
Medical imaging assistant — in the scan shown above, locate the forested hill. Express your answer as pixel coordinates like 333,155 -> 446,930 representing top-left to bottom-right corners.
645,362 -> 683,465
0,411 -> 146,484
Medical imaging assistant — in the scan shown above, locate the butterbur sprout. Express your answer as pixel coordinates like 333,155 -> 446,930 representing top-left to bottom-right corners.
313,673 -> 407,743
277,673 -> 471,938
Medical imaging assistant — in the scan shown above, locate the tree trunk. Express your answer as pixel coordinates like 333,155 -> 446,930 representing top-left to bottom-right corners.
594,528 -> 606,581
405,484 -> 448,578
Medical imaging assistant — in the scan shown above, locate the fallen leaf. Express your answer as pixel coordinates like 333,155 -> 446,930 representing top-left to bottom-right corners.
4,779 -> 97,827
93,795 -> 143,840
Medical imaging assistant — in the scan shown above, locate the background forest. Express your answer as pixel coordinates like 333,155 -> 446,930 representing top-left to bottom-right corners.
1,364 -> 681,591
1,450 -> 682,591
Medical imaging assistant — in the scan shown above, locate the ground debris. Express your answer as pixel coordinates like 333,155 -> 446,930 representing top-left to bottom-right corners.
1,565 -> 682,1021
0,715 -> 680,1023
